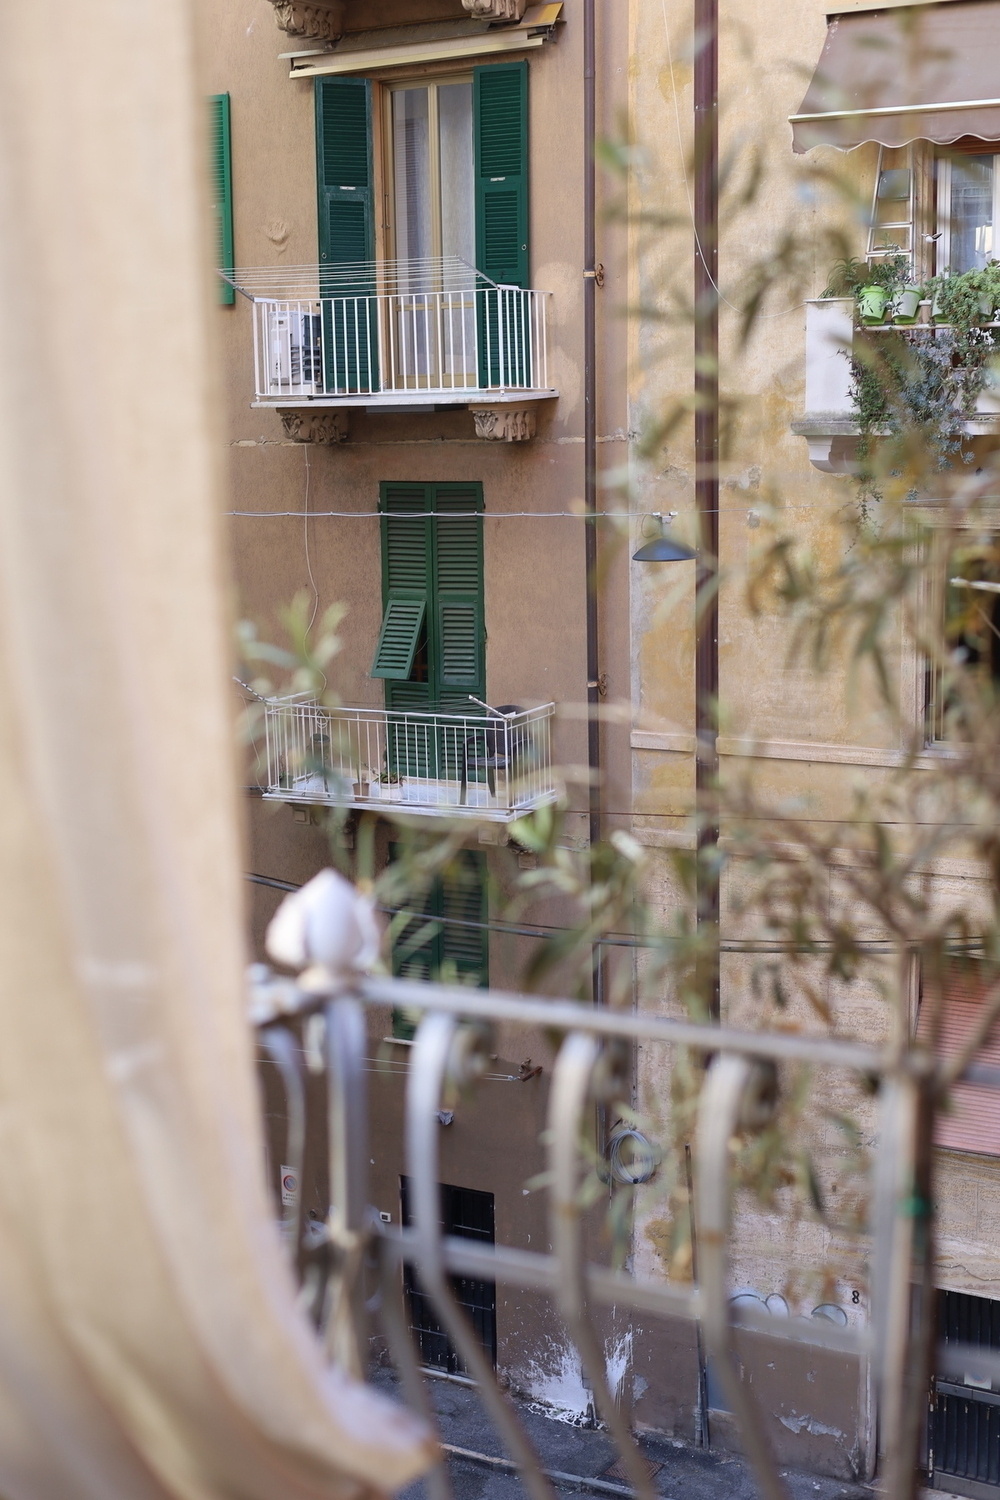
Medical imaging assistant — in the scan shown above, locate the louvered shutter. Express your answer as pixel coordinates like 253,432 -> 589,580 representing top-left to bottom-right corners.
371,596 -> 426,680
434,488 -> 485,699
474,62 -> 528,387
315,77 -> 378,392
210,94 -> 234,306
440,852 -> 488,987
474,63 -> 528,287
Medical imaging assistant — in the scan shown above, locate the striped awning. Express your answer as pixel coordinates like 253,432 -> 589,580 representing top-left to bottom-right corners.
791,1 -> 1000,152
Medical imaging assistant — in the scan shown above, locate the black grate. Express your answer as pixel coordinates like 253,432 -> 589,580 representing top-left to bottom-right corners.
400,1177 -> 497,1374
932,1290 -> 1000,1488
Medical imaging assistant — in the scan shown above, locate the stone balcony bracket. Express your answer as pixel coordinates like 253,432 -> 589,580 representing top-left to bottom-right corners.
470,405 -> 537,441
267,0 -> 527,43
266,0 -> 345,44
279,410 -> 349,444
461,0 -> 529,18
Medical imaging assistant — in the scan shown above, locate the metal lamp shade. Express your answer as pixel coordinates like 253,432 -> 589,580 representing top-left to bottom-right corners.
632,535 -> 697,562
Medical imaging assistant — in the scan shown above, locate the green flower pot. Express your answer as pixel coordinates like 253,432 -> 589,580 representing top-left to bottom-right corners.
893,285 -> 921,324
858,284 -> 890,324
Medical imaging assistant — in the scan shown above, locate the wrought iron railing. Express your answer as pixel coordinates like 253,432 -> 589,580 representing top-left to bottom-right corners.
262,697 -> 558,823
236,259 -> 551,401
249,956 -> 1000,1500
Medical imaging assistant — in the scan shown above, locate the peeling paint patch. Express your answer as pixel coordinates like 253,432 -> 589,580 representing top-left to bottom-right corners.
778,1413 -> 845,1440
606,1331 -> 632,1403
522,1342 -> 591,1425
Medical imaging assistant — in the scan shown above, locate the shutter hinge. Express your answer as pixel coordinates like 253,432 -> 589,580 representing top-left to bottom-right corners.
587,674 -> 608,697
583,264 -> 605,287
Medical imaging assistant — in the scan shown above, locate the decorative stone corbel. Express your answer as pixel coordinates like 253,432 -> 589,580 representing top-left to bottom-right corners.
470,405 -> 536,441
461,0 -> 528,19
266,0 -> 345,44
280,410 -> 349,444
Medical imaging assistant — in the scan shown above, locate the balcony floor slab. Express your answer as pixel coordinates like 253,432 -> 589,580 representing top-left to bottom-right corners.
254,389 -> 558,411
263,778 -> 557,823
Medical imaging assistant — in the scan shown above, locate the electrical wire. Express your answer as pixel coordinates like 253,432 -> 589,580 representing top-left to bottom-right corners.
243,874 -> 985,956
658,0 -> 805,322
226,505 -> 813,518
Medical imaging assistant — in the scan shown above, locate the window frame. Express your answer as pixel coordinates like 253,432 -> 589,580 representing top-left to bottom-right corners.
379,72 -> 476,270
934,148 -> 1000,277
917,523 -> 1000,747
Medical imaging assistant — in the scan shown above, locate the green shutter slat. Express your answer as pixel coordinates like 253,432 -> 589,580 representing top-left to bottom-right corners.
438,597 -> 482,688
318,76 -> 370,188
210,94 -> 235,306
474,62 -> 528,290
316,77 -> 377,391
371,595 -> 426,680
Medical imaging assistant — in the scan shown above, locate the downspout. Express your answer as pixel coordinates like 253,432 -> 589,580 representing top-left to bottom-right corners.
693,0 -> 720,1020
583,0 -> 603,912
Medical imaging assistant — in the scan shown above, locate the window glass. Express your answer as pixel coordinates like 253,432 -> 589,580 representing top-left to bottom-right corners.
949,154 -> 994,272
438,82 -> 475,279
392,88 -> 431,263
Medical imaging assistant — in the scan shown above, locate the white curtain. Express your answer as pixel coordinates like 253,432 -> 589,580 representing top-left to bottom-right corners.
0,3 -> 430,1496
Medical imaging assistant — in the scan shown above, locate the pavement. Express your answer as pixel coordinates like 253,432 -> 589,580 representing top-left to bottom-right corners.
370,1367 -> 874,1500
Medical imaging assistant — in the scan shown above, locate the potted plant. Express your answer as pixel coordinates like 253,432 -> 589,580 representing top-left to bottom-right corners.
823,252 -> 911,326
893,282 -> 923,323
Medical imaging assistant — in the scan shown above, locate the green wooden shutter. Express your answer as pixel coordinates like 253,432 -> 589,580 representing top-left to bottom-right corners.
371,596 -> 427,680
474,62 -> 528,385
440,852 -> 489,987
434,488 -> 485,702
474,63 -> 528,287
210,94 -> 235,305
315,77 -> 378,392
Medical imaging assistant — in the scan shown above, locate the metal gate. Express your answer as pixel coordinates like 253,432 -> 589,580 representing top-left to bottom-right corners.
401,1177 -> 497,1375
931,1290 -> 1000,1498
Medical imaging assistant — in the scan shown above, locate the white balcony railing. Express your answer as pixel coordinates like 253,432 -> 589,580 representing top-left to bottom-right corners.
249,955 -> 1000,1500
794,298 -> 1000,472
237,259 -> 551,402
263,698 -> 557,822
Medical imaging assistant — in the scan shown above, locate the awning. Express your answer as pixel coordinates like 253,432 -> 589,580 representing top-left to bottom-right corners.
791,0 -> 1000,152
285,2 -> 563,79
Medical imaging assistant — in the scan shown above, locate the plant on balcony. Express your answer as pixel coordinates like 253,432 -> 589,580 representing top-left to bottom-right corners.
823,252 -> 913,325
823,257 -> 1000,507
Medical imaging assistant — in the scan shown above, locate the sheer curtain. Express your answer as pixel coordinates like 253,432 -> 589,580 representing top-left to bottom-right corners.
0,3 -> 430,1496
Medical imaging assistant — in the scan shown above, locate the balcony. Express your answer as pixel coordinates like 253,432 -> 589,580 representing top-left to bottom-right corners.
792,298 -> 1000,474
262,697 -> 558,822
240,258 -> 556,441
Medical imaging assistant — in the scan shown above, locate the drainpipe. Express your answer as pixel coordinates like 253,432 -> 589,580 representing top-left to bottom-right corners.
693,0 -> 720,1020
583,0 -> 606,1022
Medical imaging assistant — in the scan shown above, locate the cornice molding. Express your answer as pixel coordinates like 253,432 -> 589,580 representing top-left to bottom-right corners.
266,0 -> 345,43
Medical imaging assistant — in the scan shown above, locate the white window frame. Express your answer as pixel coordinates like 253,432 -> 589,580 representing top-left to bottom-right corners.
934,151 -> 1000,277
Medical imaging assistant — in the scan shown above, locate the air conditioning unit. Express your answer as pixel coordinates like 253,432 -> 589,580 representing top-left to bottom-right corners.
267,309 -> 321,395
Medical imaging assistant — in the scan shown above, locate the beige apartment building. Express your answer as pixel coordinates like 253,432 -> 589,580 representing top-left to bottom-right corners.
204,0 -> 1000,1490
